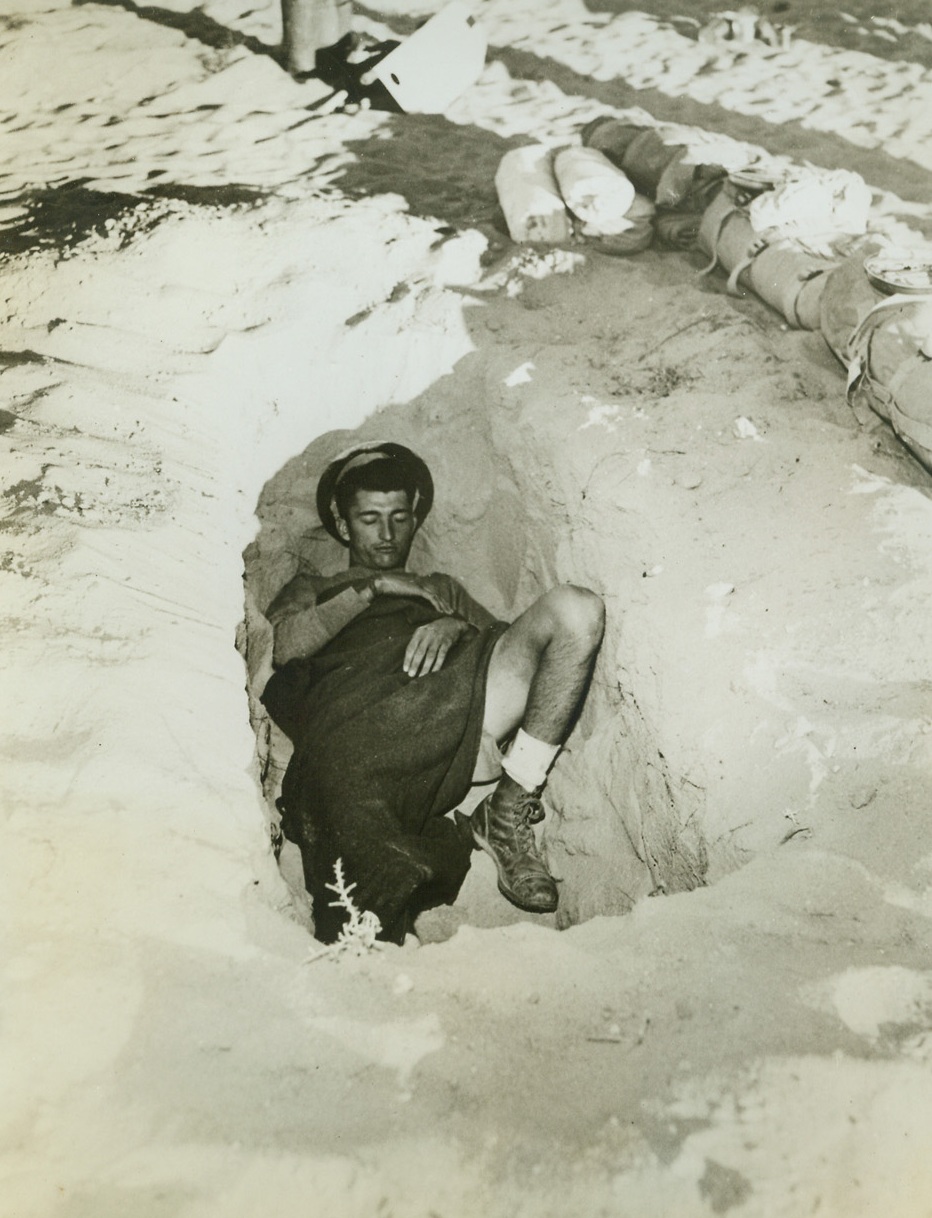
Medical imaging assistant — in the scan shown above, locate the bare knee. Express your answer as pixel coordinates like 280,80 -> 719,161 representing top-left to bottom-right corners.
543,584 -> 605,650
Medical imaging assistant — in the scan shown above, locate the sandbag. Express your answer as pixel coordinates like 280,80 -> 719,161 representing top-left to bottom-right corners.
654,210 -> 701,250
583,118 -> 735,213
654,148 -> 698,210
584,193 -> 654,256
582,120 -> 694,207
580,118 -> 644,170
553,146 -> 636,235
818,243 -> 887,363
620,128 -> 689,204
654,167 -> 729,250
794,270 -> 832,333
698,186 -> 834,329
629,137 -> 730,211
698,186 -> 761,285
495,145 -> 572,244
847,295 -> 932,471
746,244 -> 834,331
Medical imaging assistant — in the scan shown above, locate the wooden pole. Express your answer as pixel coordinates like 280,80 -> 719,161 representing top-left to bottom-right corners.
281,0 -> 353,75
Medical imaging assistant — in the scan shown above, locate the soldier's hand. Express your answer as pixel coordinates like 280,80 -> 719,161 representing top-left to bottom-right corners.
372,572 -> 455,616
403,617 -> 470,677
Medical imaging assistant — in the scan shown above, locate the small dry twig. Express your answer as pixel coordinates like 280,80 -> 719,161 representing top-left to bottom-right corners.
307,858 -> 383,962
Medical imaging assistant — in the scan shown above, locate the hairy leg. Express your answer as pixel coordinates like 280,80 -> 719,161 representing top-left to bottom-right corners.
472,586 -> 603,913
483,585 -> 605,746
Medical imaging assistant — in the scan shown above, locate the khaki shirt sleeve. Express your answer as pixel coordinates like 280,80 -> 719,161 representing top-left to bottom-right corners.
426,573 -> 500,630
266,573 -> 372,666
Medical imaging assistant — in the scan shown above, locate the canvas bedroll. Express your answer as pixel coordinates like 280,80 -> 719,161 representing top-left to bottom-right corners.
818,243 -> 888,363
698,186 -> 833,330
582,119 -> 693,208
845,294 -> 932,473
553,146 -> 636,235
495,144 -> 572,244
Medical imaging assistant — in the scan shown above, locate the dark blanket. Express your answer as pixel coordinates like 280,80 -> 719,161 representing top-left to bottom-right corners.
262,594 -> 506,944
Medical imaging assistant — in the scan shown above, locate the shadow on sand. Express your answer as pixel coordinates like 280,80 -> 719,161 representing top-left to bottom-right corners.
73,0 -> 282,63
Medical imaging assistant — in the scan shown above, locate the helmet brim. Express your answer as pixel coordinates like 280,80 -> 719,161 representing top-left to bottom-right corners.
315,441 -> 434,545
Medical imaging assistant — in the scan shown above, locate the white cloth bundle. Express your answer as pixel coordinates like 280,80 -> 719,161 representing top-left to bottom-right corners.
494,145 -> 572,244
552,146 -> 637,235
749,169 -> 872,257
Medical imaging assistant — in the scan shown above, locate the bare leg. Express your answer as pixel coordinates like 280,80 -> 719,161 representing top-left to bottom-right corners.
469,586 -> 604,914
483,585 -> 605,747
281,0 -> 352,75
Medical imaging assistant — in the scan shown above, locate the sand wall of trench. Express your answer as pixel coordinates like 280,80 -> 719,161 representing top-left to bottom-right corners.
246,379 -> 707,931
4,0 -> 930,947
4,180 -> 932,1218
4,184 -> 932,962
244,218 -> 932,933
0,193 -> 486,969
4,5 -> 932,1210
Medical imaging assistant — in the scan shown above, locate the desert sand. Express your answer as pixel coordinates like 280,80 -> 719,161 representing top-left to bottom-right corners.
2,1 -> 932,1215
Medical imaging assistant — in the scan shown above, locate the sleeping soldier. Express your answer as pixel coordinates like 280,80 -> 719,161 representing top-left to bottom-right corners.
261,441 -> 605,944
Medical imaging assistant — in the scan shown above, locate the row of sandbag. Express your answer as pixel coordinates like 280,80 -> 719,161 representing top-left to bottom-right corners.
582,117 -> 875,334
494,121 -> 846,327
494,124 -> 730,256
494,120 -> 932,473
821,245 -> 932,471
602,118 -> 932,472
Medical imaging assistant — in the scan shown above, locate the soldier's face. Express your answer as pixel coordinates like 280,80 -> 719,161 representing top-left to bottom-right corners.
337,489 -> 417,570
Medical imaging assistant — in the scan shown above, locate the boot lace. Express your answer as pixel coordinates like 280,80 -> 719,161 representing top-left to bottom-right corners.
511,791 -> 544,853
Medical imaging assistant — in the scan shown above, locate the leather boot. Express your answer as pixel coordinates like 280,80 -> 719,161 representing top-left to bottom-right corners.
470,775 -> 558,913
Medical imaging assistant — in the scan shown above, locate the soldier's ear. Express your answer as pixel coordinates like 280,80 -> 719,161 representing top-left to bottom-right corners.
335,514 -> 350,542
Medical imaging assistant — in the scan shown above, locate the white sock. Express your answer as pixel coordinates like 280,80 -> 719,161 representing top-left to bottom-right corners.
501,729 -> 560,793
